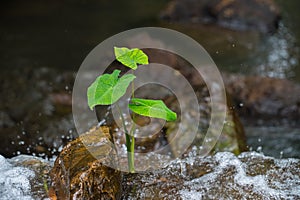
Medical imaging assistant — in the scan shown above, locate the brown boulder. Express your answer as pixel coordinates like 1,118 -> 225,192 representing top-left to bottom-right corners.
161,0 -> 281,33
224,74 -> 300,124
49,126 -> 122,200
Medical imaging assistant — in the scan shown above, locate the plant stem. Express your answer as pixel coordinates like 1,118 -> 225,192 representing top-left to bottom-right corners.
126,126 -> 135,173
116,103 -> 135,173
129,71 -> 136,172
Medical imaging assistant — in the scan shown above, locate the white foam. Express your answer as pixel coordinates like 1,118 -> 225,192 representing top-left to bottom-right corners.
0,155 -> 35,200
179,152 -> 299,199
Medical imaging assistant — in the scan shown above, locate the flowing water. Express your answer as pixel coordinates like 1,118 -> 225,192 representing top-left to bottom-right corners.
0,0 -> 299,158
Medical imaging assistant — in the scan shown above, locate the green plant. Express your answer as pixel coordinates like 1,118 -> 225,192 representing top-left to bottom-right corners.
87,47 -> 177,172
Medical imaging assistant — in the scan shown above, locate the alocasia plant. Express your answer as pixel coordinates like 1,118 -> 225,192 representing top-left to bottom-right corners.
87,47 -> 177,172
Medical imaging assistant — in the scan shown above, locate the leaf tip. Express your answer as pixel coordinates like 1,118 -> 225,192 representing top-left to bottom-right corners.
88,104 -> 94,111
169,112 -> 177,121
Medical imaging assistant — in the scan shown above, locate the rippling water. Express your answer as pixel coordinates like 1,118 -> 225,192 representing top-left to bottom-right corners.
0,0 -> 299,158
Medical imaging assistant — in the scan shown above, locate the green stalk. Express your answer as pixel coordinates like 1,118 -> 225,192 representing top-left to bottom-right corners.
127,124 -> 135,173
116,103 -> 135,173
129,71 -> 136,172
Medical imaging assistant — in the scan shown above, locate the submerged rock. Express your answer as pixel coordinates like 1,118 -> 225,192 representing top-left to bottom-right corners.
49,126 -> 122,200
123,151 -> 300,199
161,0 -> 280,33
223,74 -> 300,125
0,154 -> 52,200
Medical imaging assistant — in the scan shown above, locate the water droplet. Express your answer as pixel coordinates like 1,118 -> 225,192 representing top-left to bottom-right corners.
258,138 -> 261,142
97,119 -> 106,127
58,145 -> 63,152
279,151 -> 284,159
257,146 -> 262,153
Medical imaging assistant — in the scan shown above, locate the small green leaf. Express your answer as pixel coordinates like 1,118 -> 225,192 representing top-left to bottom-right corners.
114,47 -> 149,70
129,98 -> 177,121
87,70 -> 135,109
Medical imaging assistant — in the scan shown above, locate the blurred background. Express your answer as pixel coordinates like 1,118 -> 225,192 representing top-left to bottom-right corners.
0,0 -> 299,159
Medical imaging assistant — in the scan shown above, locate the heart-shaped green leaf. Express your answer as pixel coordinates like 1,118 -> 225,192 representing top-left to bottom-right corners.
87,69 -> 135,109
114,47 -> 149,70
129,98 -> 177,121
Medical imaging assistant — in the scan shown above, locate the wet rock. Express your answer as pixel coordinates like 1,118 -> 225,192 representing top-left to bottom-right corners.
0,154 -> 52,200
49,92 -> 72,115
49,126 -> 122,200
223,74 -> 300,125
161,0 -> 281,33
123,151 -> 300,199
214,95 -> 248,154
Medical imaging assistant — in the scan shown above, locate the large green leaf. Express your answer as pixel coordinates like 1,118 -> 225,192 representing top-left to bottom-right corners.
87,70 -> 135,109
114,47 -> 149,70
129,98 -> 177,121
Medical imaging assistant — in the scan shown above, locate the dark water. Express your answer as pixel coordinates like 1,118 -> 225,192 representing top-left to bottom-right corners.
0,0 -> 300,82
0,0 -> 168,71
246,126 -> 300,158
0,0 -> 299,158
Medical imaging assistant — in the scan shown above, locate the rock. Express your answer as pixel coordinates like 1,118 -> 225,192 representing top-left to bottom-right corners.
161,0 -> 281,33
214,94 -> 248,154
49,126 -> 122,200
223,73 -> 300,125
123,151 -> 300,199
0,154 -> 52,200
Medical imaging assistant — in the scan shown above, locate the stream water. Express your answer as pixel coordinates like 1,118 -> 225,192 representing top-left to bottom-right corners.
1,0 -> 299,81
0,0 -> 299,158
